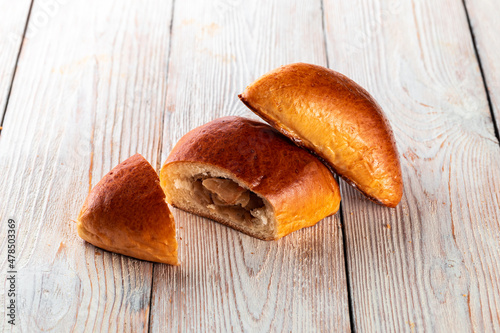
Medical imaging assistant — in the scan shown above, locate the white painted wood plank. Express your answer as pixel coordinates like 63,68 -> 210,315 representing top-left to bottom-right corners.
0,0 -> 173,331
323,0 -> 500,331
0,0 -> 31,121
150,0 -> 351,331
464,0 -> 500,135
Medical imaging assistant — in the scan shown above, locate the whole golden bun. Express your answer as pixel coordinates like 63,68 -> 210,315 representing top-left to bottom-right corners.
77,154 -> 178,265
160,116 -> 341,240
239,63 -> 403,207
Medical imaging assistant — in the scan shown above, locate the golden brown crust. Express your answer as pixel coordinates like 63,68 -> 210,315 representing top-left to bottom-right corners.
161,117 -> 341,239
77,154 -> 178,265
239,62 -> 403,207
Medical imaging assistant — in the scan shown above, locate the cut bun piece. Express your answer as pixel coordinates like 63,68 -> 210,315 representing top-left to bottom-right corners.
160,116 -> 341,240
77,154 -> 178,265
239,62 -> 403,207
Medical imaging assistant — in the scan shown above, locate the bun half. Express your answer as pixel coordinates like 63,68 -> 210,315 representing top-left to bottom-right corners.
160,117 -> 341,240
239,62 -> 403,207
77,154 -> 178,265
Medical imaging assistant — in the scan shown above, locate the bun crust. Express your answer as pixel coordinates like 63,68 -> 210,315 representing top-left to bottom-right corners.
239,62 -> 403,207
77,154 -> 178,265
161,116 -> 341,240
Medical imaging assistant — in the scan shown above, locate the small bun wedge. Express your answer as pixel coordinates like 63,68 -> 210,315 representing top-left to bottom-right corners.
239,62 -> 403,207
160,116 -> 341,240
77,154 -> 178,265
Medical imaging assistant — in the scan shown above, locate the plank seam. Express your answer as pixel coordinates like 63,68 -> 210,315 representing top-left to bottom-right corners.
0,0 -> 34,133
337,195 -> 356,333
155,0 -> 176,173
148,0 -> 176,332
320,0 -> 355,331
461,0 -> 500,143
147,264 -> 155,333
320,0 -> 330,69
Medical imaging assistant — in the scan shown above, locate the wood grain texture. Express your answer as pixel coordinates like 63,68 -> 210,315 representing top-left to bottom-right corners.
0,0 -> 31,121
464,0 -> 500,134
150,0 -> 351,331
323,0 -> 500,331
0,0 -> 173,331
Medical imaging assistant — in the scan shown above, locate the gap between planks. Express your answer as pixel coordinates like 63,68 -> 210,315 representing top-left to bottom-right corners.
0,0 -> 34,133
320,0 -> 356,331
461,0 -> 500,143
148,1 -> 177,331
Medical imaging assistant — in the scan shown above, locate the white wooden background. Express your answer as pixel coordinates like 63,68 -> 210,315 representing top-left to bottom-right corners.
0,0 -> 499,332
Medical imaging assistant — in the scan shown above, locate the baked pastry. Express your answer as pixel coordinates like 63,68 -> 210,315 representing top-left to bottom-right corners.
239,62 -> 403,207
160,116 -> 341,240
77,154 -> 178,265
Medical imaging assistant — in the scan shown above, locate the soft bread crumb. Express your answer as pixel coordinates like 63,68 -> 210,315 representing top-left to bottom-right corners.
162,162 -> 277,240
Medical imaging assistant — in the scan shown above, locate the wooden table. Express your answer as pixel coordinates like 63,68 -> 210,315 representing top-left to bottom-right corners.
1,0 -> 499,331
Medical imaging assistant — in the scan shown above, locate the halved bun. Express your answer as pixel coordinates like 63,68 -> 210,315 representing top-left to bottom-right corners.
239,63 -> 403,207
160,116 -> 341,240
77,154 -> 178,265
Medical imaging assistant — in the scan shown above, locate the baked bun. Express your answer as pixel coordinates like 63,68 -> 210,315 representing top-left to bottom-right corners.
239,63 -> 403,207
160,116 -> 341,240
77,154 -> 178,265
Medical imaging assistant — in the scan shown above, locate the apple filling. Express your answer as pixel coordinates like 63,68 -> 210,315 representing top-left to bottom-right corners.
192,177 -> 265,224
